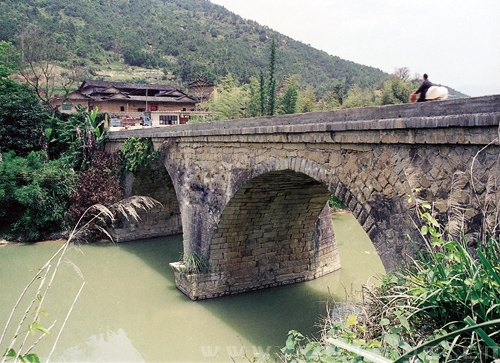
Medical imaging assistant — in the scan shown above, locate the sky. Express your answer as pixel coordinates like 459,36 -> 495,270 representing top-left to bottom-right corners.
209,0 -> 500,97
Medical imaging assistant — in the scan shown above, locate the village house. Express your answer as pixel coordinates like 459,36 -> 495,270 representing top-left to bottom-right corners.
52,80 -> 208,127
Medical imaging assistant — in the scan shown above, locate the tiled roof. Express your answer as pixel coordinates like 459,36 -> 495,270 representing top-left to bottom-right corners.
80,80 -> 177,92
108,95 -> 196,103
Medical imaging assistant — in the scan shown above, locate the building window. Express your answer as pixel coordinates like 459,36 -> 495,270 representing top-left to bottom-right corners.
150,104 -> 158,111
137,108 -> 145,112
61,103 -> 72,111
182,108 -> 186,111
159,115 -> 179,125
120,106 -> 125,111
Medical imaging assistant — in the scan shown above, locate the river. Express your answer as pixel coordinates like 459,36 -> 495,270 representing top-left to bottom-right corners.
0,213 -> 385,362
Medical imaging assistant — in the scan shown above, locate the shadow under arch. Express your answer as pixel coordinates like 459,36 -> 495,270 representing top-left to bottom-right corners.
110,160 -> 183,242
209,169 -> 339,289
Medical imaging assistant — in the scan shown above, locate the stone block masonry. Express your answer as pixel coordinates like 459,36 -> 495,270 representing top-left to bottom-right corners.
106,95 -> 500,300
108,162 -> 182,242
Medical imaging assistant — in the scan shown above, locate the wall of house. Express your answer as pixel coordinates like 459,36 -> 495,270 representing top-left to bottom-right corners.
52,100 -> 196,115
91,101 -> 195,114
52,99 -> 88,114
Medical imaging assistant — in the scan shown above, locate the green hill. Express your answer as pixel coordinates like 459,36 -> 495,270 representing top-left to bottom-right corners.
0,0 -> 467,98
0,0 -> 390,92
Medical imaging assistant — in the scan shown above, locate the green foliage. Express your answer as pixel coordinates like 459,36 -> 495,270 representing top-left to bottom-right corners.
328,195 -> 346,210
259,71 -> 266,116
281,320 -> 399,362
0,41 -> 18,78
180,252 -> 208,274
119,137 -> 158,175
0,71 -> 47,156
205,74 -> 249,120
283,183 -> 500,362
46,106 -> 108,169
0,151 -> 76,240
297,86 -> 317,113
4,348 -> 40,363
343,85 -> 375,109
362,191 -> 500,361
278,76 -> 299,115
380,76 -> 415,105
246,76 -> 262,118
266,38 -> 277,116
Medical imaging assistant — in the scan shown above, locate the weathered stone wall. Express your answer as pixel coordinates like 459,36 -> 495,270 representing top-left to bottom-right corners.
209,171 -> 339,296
108,161 -> 182,242
106,95 -> 500,299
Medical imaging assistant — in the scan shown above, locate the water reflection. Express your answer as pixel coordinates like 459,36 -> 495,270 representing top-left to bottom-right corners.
0,213 -> 384,362
58,328 -> 144,362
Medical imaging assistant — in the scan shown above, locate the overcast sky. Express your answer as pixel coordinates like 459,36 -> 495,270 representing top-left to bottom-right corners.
209,0 -> 500,97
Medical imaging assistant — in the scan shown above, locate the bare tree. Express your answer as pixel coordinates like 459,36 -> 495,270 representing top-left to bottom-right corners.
16,27 -> 82,115
393,67 -> 411,82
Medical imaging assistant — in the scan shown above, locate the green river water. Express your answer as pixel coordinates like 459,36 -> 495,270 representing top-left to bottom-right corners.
0,213 -> 385,362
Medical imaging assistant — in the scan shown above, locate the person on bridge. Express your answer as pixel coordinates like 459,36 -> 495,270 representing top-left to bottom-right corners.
414,73 -> 433,102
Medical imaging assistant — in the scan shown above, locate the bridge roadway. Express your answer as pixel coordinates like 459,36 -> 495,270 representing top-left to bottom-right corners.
106,95 -> 500,300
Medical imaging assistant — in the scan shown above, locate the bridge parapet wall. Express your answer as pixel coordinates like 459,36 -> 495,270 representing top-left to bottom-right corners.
106,95 -> 500,143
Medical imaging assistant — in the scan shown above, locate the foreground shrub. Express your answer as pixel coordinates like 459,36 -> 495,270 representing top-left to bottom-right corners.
281,189 -> 500,362
0,151 -> 76,240
364,226 -> 500,360
69,151 -> 123,221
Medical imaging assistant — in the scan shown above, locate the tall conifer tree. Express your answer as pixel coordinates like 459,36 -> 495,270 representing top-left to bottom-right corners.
267,37 -> 277,116
259,70 -> 266,116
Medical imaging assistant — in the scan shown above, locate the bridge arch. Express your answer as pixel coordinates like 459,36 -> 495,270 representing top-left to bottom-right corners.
110,160 -> 183,242
186,155 -> 396,298
208,168 -> 338,294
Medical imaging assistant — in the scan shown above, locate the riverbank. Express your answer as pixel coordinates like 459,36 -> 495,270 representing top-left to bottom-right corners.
0,237 -> 67,246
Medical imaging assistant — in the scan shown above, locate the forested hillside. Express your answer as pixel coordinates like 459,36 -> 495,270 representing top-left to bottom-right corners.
0,0 -> 390,94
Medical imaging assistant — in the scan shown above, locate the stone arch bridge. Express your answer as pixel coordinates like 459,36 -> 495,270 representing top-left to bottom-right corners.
105,95 -> 500,300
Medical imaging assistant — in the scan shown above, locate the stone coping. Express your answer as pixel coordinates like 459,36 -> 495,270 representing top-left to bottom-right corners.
108,95 -> 500,140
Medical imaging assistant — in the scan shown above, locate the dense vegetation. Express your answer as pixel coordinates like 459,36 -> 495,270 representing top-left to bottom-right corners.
0,41 -> 124,241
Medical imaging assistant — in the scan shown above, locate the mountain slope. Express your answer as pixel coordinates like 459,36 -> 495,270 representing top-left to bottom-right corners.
0,0 -> 391,93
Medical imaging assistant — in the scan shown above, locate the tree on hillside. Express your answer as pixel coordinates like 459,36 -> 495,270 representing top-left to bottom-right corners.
380,74 -> 414,105
246,76 -> 262,118
266,37 -> 277,116
278,75 -> 299,115
15,28 -> 80,115
206,74 -> 249,120
297,85 -> 317,113
394,67 -> 411,82
0,41 -> 16,79
0,41 -> 46,156
332,78 -> 347,107
259,70 -> 266,116
342,84 -> 374,108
